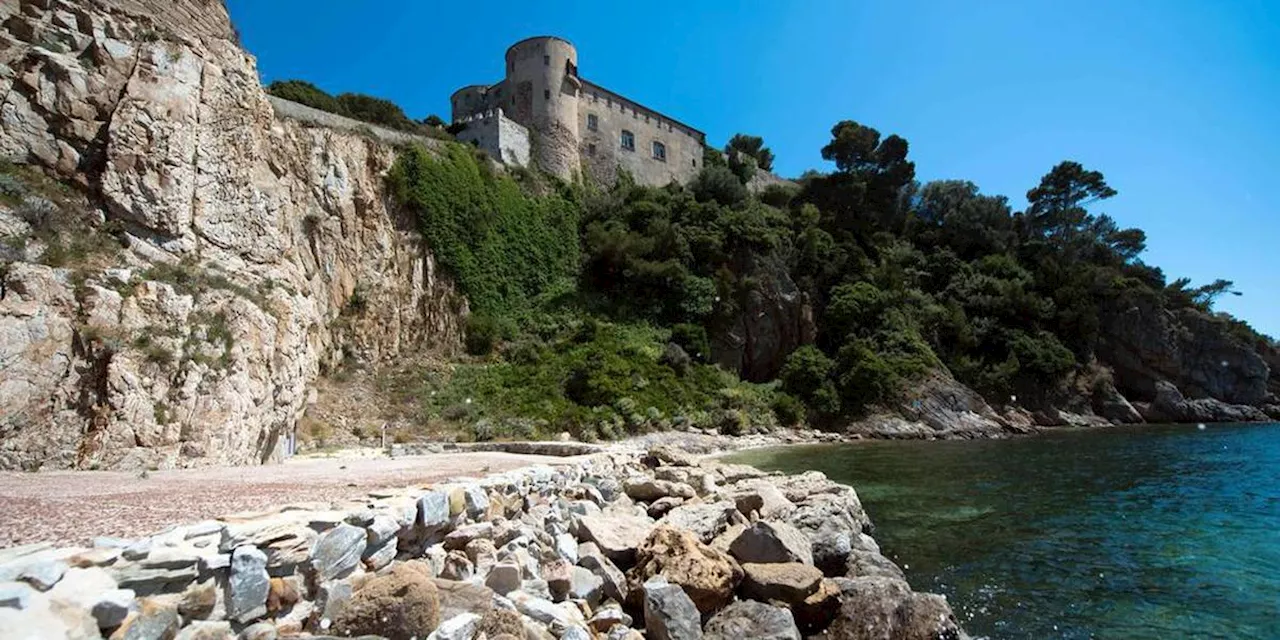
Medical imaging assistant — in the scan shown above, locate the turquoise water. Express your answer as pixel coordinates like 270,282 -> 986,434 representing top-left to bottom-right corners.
725,423 -> 1280,639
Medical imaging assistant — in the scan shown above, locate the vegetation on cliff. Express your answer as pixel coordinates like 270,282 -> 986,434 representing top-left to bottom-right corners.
382,118 -> 1275,438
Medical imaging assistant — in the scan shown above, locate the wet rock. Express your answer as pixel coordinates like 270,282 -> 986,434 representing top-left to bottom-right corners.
740,562 -> 823,604
331,563 -> 440,640
309,524 -> 366,582
642,577 -> 703,640
628,525 -> 742,615
704,600 -> 800,640
728,521 -> 813,566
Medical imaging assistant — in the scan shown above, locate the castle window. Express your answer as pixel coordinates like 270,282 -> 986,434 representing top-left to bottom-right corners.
692,158 -> 697,168
652,141 -> 667,162
587,114 -> 598,131
588,143 -> 596,156
544,55 -> 550,65
620,130 -> 635,151
544,89 -> 551,100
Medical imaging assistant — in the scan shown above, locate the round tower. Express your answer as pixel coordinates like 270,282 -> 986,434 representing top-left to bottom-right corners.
504,36 -> 581,180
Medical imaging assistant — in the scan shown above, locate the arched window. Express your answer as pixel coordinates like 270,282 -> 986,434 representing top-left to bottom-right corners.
620,130 -> 635,151
652,141 -> 667,162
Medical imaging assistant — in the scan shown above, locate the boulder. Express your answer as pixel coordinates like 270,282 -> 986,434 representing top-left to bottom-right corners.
703,600 -> 800,640
723,482 -> 795,521
792,578 -> 841,634
476,609 -> 526,639
440,550 -> 474,581
430,612 -> 481,640
578,543 -> 628,604
728,521 -> 813,566
444,522 -> 494,551
418,491 -> 453,535
239,621 -> 277,640
227,545 -> 269,623
649,446 -> 698,467
173,620 -> 234,640
431,577 -> 495,620
647,496 -> 685,519
116,598 -> 180,640
826,577 -> 962,640
508,591 -> 586,634
331,563 -> 441,640
658,501 -> 743,544
588,605 -> 632,633
485,562 -> 522,595
309,524 -> 366,582
570,566 -> 604,607
576,515 -> 655,569
624,479 -> 696,502
628,525 -> 742,615
542,559 -> 573,602
642,578 -> 703,640
739,562 -> 823,604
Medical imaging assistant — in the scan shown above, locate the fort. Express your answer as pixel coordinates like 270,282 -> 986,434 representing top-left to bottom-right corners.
452,36 -> 707,186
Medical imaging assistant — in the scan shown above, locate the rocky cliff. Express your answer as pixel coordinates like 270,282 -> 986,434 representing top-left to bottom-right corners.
1099,298 -> 1269,405
0,0 -> 465,470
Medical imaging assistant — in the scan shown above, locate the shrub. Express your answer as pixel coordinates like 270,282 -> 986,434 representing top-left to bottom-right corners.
659,342 -> 692,375
760,184 -> 798,208
465,314 -> 502,356
266,80 -> 343,114
670,323 -> 710,362
772,393 -> 805,427
387,144 -> 580,320
691,166 -> 748,207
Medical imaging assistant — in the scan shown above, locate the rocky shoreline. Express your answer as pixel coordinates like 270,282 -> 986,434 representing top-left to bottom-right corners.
0,447 -> 963,639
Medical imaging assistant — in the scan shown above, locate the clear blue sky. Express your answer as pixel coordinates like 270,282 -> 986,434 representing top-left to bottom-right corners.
226,0 -> 1279,337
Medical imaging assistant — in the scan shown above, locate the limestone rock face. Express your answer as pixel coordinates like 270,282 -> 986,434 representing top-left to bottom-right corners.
0,0 -> 465,470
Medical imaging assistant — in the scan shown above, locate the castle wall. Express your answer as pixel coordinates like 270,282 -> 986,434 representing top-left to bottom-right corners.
454,109 -> 531,168
451,37 -> 707,187
577,81 -> 704,187
505,37 -> 580,180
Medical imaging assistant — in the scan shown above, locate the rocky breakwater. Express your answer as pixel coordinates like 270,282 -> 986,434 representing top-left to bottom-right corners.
0,447 -> 964,640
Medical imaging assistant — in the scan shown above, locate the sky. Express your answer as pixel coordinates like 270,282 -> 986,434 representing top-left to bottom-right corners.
226,0 -> 1279,337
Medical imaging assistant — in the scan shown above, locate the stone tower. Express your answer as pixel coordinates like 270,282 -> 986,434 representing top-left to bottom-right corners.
504,36 -> 581,180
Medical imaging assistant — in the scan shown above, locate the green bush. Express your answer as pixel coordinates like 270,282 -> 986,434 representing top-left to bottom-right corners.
465,314 -> 502,356
266,80 -> 343,114
388,145 -> 580,321
772,393 -> 805,427
691,166 -> 748,206
670,323 -> 710,362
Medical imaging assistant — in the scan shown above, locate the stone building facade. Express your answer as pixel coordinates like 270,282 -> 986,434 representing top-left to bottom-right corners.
452,36 -> 707,186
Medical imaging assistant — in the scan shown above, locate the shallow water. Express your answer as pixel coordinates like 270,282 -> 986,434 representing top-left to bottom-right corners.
725,423 -> 1280,639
